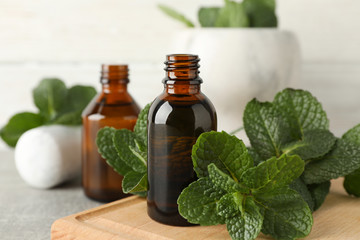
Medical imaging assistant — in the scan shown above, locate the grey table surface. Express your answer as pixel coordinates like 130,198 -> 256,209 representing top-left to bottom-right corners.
0,150 -> 101,240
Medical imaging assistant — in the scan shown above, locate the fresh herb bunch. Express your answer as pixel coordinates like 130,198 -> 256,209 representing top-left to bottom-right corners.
96,88 -> 360,240
0,78 -> 96,147
242,88 -> 360,212
178,131 -> 313,240
159,0 -> 277,28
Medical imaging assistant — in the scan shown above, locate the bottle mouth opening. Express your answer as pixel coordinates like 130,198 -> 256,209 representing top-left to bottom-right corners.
165,54 -> 200,70
101,64 -> 128,72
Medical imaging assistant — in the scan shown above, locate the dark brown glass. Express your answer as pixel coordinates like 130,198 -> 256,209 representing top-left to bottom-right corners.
147,54 -> 217,226
82,65 -> 140,202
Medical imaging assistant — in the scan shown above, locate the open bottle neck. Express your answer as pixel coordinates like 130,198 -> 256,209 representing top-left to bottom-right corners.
163,54 -> 202,85
100,64 -> 129,94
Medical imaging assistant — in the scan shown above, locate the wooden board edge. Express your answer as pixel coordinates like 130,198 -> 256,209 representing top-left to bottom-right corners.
51,196 -> 142,240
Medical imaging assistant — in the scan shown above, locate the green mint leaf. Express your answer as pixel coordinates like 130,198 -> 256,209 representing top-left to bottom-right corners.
32,78 -> 67,120
52,85 -> 96,125
243,99 -> 291,159
344,168 -> 360,197
0,112 -> 44,147
215,0 -> 249,27
273,88 -> 329,140
343,123 -> 360,144
63,85 -> 97,113
226,197 -> 263,240
303,139 -> 360,184
244,0 -> 276,11
243,0 -> 277,27
289,178 -> 315,212
241,155 -> 304,193
282,129 -> 336,160
192,131 -> 253,180
178,177 -> 226,226
122,171 -> 147,195
308,181 -> 331,211
198,7 -> 221,27
256,186 -> 313,240
216,192 -> 242,218
133,103 -> 151,147
113,129 -> 147,173
51,110 -> 82,125
158,4 -> 195,28
96,127 -> 132,176
342,124 -> 360,197
208,164 -> 249,193
247,147 -> 264,166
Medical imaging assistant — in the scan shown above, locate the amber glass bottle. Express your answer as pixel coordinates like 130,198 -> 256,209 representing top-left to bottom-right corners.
82,64 -> 140,202
147,54 -> 217,226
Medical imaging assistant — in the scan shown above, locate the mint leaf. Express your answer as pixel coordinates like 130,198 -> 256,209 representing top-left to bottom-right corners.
192,131 -> 253,180
216,192 -> 242,218
303,139 -> 360,184
343,123 -> 360,144
158,4 -> 195,28
122,171 -> 147,194
290,178 -> 315,212
64,85 -> 97,113
282,129 -> 336,160
133,103 -> 151,147
198,7 -> 220,27
344,168 -> 360,197
247,147 -> 264,166
241,155 -> 304,193
244,99 -> 291,159
33,78 -> 67,120
226,197 -> 263,240
215,0 -> 249,27
256,186 -> 313,239
308,181 -> 331,211
52,85 -> 96,125
208,164 -> 249,193
274,88 -> 329,140
0,112 -> 44,147
243,0 -> 277,27
96,104 -> 150,197
113,129 -> 147,173
96,127 -> 132,176
178,177 -> 226,226
342,124 -> 360,197
51,110 -> 82,125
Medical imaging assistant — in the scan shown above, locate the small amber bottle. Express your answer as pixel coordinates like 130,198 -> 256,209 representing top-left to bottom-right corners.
147,54 -> 217,226
82,64 -> 140,202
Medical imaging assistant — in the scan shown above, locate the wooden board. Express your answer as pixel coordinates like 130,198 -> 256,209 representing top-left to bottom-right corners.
51,179 -> 360,240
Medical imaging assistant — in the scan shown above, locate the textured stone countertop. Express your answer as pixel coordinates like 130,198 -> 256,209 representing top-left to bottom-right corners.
0,150 -> 101,240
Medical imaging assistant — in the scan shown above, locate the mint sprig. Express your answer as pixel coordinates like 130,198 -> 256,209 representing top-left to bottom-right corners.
96,103 -> 151,196
244,88 -> 360,211
178,131 -> 312,240
0,78 -> 96,147
159,0 -> 277,28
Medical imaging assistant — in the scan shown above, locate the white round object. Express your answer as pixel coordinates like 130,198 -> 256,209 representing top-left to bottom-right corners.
169,29 -> 301,137
15,125 -> 82,189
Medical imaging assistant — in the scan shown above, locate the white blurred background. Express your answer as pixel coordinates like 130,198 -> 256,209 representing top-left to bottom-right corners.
0,0 -> 360,150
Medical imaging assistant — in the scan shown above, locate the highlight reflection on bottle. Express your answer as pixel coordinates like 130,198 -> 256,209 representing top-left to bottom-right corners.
147,54 -> 217,226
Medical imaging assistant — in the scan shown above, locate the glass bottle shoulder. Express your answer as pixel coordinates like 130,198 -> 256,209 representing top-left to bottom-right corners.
148,91 -> 216,125
82,92 -> 140,119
